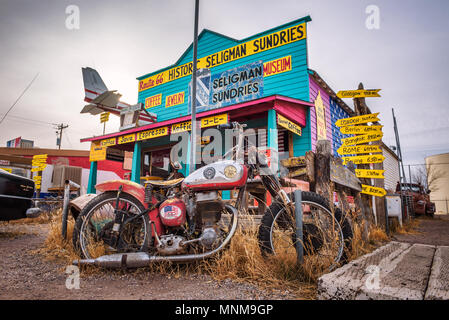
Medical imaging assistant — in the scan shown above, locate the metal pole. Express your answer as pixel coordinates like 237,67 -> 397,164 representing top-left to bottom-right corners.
408,165 -> 412,186
61,180 -> 71,239
189,0 -> 200,174
384,196 -> 389,235
294,190 -> 303,264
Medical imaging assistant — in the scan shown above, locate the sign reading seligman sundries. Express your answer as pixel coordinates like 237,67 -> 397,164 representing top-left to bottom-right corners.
336,112 -> 386,197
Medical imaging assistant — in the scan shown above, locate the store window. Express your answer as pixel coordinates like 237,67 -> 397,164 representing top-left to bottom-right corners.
142,148 -> 171,179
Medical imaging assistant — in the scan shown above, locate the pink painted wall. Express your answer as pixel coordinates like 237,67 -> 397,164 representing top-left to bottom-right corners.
309,75 -> 333,153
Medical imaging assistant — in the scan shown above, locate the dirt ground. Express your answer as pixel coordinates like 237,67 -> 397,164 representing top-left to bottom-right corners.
0,222 -> 298,300
392,215 -> 449,246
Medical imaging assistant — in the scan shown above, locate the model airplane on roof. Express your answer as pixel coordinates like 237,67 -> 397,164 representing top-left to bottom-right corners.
81,67 -> 157,124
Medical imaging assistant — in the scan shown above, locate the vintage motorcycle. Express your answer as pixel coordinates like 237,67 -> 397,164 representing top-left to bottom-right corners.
72,122 -> 352,268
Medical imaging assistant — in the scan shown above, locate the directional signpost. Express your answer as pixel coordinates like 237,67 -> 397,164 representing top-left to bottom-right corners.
31,154 -> 48,196
336,89 -> 381,99
336,111 -> 386,197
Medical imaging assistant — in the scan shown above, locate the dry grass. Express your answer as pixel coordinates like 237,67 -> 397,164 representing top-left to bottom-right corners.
390,218 -> 421,235
35,205 -> 419,300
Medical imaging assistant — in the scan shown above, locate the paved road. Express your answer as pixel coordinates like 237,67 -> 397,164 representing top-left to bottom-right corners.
318,216 -> 449,300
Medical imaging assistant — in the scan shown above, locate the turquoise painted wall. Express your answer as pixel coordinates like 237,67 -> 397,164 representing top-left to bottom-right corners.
137,16 -> 311,122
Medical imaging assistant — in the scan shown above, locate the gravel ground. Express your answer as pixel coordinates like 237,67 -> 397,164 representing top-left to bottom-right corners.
0,222 -> 300,300
392,215 -> 449,246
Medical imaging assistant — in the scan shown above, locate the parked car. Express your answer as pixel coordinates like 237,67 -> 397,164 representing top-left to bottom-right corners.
0,169 -> 41,221
395,182 -> 435,217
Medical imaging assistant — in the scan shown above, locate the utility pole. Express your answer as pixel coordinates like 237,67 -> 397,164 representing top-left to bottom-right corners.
189,0 -> 200,174
55,123 -> 69,149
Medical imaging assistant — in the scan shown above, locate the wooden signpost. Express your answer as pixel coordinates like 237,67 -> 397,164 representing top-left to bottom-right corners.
355,169 -> 385,179
340,125 -> 383,135
335,112 -> 380,127
341,132 -> 383,146
342,154 -> 385,165
336,89 -> 381,99
31,154 -> 48,195
337,144 -> 382,155
362,184 -> 387,197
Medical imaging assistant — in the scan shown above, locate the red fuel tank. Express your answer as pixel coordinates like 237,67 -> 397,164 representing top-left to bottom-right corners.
159,198 -> 187,227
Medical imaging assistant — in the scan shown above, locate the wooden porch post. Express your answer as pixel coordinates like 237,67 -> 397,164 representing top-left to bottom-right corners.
131,141 -> 142,184
87,161 -> 97,194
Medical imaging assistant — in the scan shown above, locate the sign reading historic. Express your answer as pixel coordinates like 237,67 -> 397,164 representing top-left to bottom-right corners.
138,22 -> 306,92
341,132 -> 383,146
342,154 -> 385,165
340,125 -> 383,135
314,91 -> 327,140
336,89 -> 381,99
335,113 -> 380,127
277,114 -> 302,136
361,184 -> 387,197
355,169 -> 385,179
337,144 -> 382,155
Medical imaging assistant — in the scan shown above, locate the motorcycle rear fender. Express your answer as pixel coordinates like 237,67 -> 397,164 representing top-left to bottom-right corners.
95,180 -> 146,205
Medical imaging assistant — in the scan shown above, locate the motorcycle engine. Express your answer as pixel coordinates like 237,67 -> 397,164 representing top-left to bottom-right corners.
194,191 -> 224,249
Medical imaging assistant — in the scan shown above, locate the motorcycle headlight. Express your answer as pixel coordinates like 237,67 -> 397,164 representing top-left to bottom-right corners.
203,167 -> 216,180
224,165 -> 237,178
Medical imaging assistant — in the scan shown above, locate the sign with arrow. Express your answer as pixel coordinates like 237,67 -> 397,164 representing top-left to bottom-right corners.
361,184 -> 387,197
335,113 -> 380,127
342,154 -> 385,165
340,125 -> 383,135
337,144 -> 382,155
336,89 -> 381,99
341,132 -> 383,146
100,112 -> 110,123
355,169 -> 385,179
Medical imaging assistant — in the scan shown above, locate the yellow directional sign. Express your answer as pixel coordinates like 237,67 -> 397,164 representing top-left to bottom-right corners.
340,125 -> 383,135
355,169 -> 385,179
337,144 -> 382,155
342,154 -> 385,165
335,113 -> 380,127
361,184 -> 387,197
100,112 -> 110,123
336,89 -> 381,99
341,132 -> 383,146
31,154 -> 48,172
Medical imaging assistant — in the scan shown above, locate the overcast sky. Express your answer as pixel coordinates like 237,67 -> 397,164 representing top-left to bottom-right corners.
0,0 -> 448,166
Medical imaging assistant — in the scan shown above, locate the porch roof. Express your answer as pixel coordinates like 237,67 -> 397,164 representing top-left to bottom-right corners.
80,95 -> 313,143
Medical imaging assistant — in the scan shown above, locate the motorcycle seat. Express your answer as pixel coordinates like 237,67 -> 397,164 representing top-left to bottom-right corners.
144,177 -> 184,188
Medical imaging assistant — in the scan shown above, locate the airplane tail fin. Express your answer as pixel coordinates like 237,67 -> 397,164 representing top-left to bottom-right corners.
82,67 -> 108,102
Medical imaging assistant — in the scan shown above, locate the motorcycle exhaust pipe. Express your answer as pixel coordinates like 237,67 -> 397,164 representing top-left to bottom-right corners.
73,205 -> 239,268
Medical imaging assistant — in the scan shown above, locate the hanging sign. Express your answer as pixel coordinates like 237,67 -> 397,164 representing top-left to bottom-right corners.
89,141 -> 107,162
361,184 -> 387,197
355,169 -> 385,179
340,125 -> 383,135
277,114 -> 302,136
341,132 -> 383,146
337,144 -> 382,155
342,154 -> 385,165
336,89 -> 381,99
137,126 -> 169,141
100,112 -> 110,123
100,137 -> 116,147
314,91 -> 327,140
335,113 -> 380,127
171,114 -> 228,134
117,134 -> 136,145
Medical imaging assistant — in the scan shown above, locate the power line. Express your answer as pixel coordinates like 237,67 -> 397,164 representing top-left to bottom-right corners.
55,123 -> 69,149
0,73 -> 39,126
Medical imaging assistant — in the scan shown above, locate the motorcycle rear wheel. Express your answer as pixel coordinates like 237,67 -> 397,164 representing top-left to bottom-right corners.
258,191 -> 353,270
73,191 -> 150,259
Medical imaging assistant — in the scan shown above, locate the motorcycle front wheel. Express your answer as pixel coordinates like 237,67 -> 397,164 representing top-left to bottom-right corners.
73,191 -> 150,259
258,191 -> 353,270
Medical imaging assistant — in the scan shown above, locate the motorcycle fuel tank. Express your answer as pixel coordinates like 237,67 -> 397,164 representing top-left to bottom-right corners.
159,198 -> 187,227
182,160 -> 247,191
